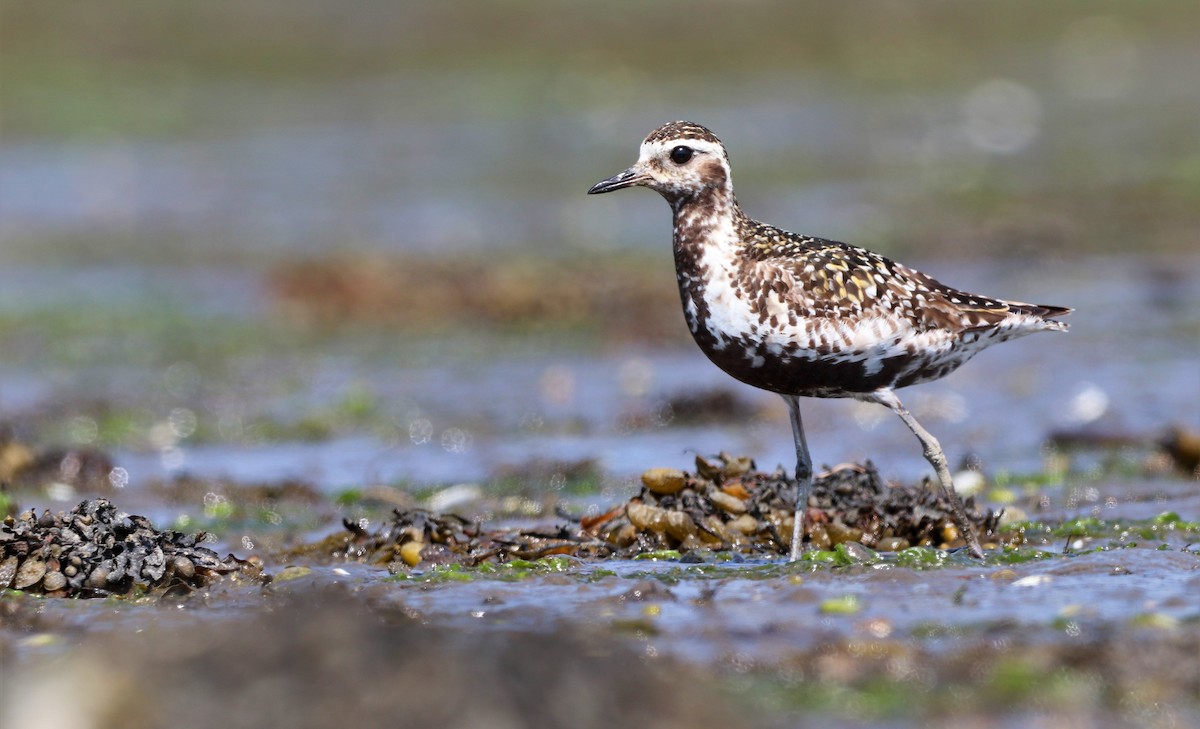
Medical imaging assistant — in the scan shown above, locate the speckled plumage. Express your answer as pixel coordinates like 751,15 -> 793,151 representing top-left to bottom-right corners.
589,120 -> 1071,559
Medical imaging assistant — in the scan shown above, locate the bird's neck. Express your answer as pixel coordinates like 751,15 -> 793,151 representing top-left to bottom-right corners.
670,187 -> 746,274
668,187 -> 748,344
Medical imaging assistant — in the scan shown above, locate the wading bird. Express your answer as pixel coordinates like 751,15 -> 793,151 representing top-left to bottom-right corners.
588,121 -> 1071,559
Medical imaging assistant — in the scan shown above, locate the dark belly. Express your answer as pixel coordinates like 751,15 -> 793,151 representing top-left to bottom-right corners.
694,333 -> 966,398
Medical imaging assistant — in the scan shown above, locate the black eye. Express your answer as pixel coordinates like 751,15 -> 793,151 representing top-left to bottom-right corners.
669,145 -> 694,165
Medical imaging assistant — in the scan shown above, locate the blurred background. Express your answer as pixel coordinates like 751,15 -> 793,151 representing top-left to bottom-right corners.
2,1 -> 1197,499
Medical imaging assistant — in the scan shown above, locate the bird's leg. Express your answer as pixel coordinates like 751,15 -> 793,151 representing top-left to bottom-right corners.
870,389 -> 985,559
782,395 -> 812,561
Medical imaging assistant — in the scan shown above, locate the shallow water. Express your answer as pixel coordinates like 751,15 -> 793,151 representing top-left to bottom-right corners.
370,547 -> 1200,663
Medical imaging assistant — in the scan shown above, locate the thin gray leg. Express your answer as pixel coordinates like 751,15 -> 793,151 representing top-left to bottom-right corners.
869,389 -> 985,558
782,395 -> 812,561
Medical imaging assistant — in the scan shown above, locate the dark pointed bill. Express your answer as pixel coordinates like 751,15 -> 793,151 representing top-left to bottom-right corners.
587,167 -> 646,194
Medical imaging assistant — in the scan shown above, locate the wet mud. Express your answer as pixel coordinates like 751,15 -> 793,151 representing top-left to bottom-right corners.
4,590 -> 747,729
3,444 -> 1198,728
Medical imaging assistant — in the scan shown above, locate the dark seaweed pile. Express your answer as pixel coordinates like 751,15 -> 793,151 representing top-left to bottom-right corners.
623,455 -> 1000,554
311,455 -> 1001,568
0,498 -> 240,597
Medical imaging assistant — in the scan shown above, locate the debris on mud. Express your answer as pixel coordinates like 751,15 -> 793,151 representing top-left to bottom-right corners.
148,474 -> 324,506
147,473 -> 328,530
617,389 -> 764,431
1,499 -> 244,597
269,253 -> 685,343
488,456 -> 603,498
1160,424 -> 1200,477
1046,422 -> 1200,477
308,454 -> 1000,568
664,388 -> 762,425
1,435 -> 119,495
0,431 -> 36,483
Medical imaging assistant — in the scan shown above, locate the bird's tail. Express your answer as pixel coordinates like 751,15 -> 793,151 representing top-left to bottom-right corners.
1008,302 -> 1072,332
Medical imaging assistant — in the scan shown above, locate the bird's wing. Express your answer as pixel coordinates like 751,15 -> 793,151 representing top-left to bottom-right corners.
742,229 -> 1014,333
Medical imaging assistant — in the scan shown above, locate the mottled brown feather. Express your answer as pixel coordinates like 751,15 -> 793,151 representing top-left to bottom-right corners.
610,121 -> 1070,398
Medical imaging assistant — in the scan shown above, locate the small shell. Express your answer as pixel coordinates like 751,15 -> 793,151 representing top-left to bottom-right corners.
709,490 -> 746,515
807,523 -> 832,550
85,566 -> 109,589
721,455 -> 754,479
611,523 -> 638,547
700,515 -> 733,544
720,482 -> 751,500
627,501 -> 667,532
399,540 -> 423,567
0,556 -> 18,587
641,468 -> 687,495
172,556 -> 196,580
875,536 -> 910,552
729,514 -> 760,535
825,520 -> 863,546
663,511 -> 696,542
42,571 -> 67,592
694,455 -> 723,482
14,557 -> 47,590
940,523 -> 960,547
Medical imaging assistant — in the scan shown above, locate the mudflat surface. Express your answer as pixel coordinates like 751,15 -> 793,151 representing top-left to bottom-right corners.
3,459 -> 1198,729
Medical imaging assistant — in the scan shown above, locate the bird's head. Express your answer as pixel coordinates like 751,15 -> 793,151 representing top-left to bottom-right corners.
588,121 -> 732,204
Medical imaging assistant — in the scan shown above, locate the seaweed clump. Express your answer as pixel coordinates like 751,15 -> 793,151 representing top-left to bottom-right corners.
311,454 -> 1000,568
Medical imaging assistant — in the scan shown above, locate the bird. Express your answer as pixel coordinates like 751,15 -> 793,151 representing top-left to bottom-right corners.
588,120 -> 1071,560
